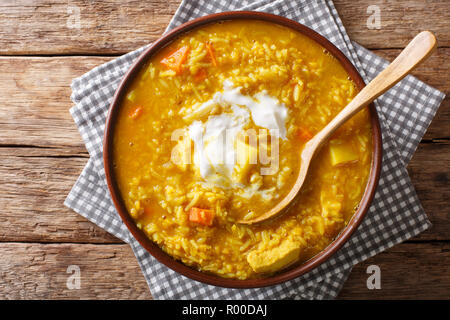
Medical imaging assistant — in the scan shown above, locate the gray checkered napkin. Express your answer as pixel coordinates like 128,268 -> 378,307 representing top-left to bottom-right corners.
65,0 -> 445,299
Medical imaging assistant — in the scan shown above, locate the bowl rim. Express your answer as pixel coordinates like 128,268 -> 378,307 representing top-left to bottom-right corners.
103,11 -> 382,289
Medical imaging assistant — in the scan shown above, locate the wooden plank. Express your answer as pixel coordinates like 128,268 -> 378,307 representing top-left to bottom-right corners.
338,242 -> 450,299
0,147 -> 121,243
334,0 -> 450,49
0,49 -> 448,150
0,141 -> 448,243
0,241 -> 446,299
0,51 -> 447,243
0,0 -> 448,55
0,243 -> 151,299
0,0 -> 446,301
408,141 -> 450,241
0,0 -> 180,55
0,56 -> 112,149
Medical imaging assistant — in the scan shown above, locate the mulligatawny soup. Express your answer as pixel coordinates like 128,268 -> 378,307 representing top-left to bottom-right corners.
113,20 -> 372,279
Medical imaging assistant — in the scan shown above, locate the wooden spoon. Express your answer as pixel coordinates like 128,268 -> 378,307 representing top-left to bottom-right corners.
239,31 -> 437,225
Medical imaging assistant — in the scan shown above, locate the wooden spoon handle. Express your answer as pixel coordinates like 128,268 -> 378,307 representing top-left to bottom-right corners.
238,31 -> 437,225
313,31 -> 437,145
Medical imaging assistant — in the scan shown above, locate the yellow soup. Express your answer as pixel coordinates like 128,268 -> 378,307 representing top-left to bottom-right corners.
113,20 -> 372,279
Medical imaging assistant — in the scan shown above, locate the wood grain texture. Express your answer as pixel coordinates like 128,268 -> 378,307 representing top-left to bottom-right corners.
334,0 -> 450,49
0,49 -> 447,150
0,56 -> 111,149
338,242 -> 450,299
0,0 -> 180,55
407,141 -> 450,241
0,147 -> 121,243
0,0 -> 449,55
0,243 -> 151,299
0,141 -> 447,243
0,242 -> 447,299
0,0 -> 448,299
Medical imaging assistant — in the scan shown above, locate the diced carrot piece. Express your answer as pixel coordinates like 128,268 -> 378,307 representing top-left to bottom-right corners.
296,127 -> 313,141
160,46 -> 190,74
205,42 -> 217,67
194,69 -> 208,82
188,207 -> 215,226
144,206 -> 151,216
129,106 -> 143,119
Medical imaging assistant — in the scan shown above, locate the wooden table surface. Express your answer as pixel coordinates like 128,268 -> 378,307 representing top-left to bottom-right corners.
0,0 -> 448,300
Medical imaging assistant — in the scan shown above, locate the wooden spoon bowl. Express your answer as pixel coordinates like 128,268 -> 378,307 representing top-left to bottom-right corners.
239,30 -> 437,225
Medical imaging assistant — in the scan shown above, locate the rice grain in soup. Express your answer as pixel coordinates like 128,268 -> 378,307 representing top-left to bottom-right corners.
113,20 -> 372,279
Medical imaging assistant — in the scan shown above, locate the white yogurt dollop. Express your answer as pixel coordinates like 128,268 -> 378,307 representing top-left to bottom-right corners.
187,81 -> 288,185
220,80 -> 288,139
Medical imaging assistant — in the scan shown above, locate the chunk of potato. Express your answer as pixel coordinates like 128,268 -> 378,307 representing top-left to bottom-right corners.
247,239 -> 301,273
233,139 -> 258,184
329,140 -> 358,166
171,137 -> 191,171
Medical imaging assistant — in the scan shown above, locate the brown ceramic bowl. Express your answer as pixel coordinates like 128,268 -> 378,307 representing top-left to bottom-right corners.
103,11 -> 382,288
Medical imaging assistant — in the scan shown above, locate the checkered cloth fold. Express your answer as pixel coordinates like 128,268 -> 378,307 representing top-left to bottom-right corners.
65,0 -> 445,299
